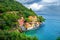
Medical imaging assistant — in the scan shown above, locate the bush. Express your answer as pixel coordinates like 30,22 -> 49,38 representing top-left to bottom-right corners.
57,37 -> 60,40
0,30 -> 38,40
38,16 -> 45,22
25,18 -> 31,22
0,13 -> 19,30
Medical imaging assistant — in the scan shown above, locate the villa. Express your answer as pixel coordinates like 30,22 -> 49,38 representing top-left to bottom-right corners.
25,22 -> 33,30
18,17 -> 24,26
28,16 -> 37,22
18,16 -> 41,31
18,17 -> 26,31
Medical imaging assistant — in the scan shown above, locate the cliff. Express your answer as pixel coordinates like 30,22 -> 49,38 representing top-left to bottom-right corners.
0,0 -> 45,30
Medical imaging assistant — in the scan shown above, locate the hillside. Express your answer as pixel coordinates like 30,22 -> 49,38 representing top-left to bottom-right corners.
0,0 -> 38,29
0,0 -> 37,17
0,0 -> 39,40
0,0 -> 45,30
0,0 -> 45,40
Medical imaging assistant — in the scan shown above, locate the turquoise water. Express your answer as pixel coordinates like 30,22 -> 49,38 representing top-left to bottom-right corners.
25,6 -> 60,40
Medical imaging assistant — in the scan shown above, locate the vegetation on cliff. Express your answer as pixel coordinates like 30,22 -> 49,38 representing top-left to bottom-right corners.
57,37 -> 60,40
0,0 -> 45,40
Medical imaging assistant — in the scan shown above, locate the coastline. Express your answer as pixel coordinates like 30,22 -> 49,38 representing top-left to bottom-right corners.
20,22 -> 42,31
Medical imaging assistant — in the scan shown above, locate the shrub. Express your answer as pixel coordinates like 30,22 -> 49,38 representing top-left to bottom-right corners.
38,16 -> 45,22
0,30 -> 38,40
57,37 -> 60,40
0,13 -> 19,30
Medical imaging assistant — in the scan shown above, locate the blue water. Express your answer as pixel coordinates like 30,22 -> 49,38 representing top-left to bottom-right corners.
25,5 -> 60,40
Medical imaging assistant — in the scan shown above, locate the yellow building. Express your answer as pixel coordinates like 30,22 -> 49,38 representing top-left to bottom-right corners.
28,16 -> 33,22
28,16 -> 37,22
33,16 -> 37,22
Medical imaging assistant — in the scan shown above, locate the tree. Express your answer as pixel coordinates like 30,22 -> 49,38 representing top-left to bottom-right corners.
38,16 -> 45,22
0,13 -> 19,30
57,37 -> 60,40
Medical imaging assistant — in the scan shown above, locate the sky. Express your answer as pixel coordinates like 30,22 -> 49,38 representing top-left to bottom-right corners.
17,0 -> 60,12
16,0 -> 60,40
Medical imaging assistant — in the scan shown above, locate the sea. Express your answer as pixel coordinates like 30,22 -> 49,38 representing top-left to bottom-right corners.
25,5 -> 60,40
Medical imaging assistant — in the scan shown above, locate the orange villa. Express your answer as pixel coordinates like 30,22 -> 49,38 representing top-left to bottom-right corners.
28,16 -> 33,22
28,16 -> 37,22
25,22 -> 32,30
33,16 -> 37,22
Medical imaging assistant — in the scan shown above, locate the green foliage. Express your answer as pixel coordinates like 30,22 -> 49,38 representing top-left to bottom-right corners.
25,18 -> 31,22
38,16 -> 45,22
0,0 -> 38,30
0,0 -> 37,16
0,0 -> 45,40
0,0 -> 45,30
0,30 -> 38,40
0,13 -> 19,30
57,37 -> 60,40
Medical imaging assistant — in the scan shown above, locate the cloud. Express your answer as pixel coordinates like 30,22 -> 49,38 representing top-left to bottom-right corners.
40,0 -> 60,5
16,0 -> 35,4
17,0 -> 60,11
26,3 -> 44,11
42,0 -> 58,3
